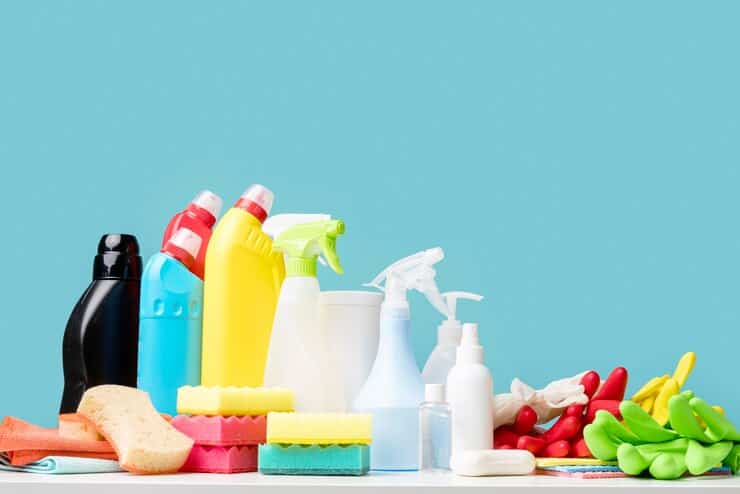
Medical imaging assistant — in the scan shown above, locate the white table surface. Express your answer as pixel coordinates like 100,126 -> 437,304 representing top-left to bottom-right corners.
1,471 -> 739,493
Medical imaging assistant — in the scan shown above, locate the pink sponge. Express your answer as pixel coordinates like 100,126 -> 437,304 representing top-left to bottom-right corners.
171,415 -> 266,446
180,445 -> 258,473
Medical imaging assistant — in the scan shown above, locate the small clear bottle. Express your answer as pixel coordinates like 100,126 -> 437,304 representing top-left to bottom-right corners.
419,384 -> 452,472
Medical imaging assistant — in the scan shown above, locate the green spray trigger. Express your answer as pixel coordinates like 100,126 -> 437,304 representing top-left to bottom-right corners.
273,220 -> 345,277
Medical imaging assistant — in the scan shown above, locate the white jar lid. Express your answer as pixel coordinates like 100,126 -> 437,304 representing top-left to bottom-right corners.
319,291 -> 383,307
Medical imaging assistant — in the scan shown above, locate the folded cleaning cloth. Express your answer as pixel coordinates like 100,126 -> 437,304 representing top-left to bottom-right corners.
495,372 -> 590,427
0,417 -> 115,466
0,453 -> 122,474
537,465 -> 731,479
536,458 -> 617,467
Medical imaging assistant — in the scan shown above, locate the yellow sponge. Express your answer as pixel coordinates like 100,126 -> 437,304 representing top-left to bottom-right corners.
177,386 -> 294,416
267,413 -> 372,445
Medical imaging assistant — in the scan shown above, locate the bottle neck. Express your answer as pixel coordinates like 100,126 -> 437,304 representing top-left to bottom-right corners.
456,345 -> 484,365
438,320 -> 462,345
376,308 -> 413,359
234,198 -> 268,223
162,245 -> 196,274
285,257 -> 317,277
185,204 -> 217,228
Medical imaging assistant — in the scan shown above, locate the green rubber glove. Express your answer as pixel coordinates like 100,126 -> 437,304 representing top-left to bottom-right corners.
620,401 -> 679,443
668,393 -> 713,442
649,451 -> 688,480
685,440 -> 733,476
689,397 -> 740,442
723,444 -> 740,474
583,410 -> 642,461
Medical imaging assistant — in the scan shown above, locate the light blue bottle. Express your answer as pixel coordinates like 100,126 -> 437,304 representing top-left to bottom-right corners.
137,228 -> 205,415
353,248 -> 450,471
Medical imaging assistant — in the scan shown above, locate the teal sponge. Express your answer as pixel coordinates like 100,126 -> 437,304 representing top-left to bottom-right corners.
258,444 -> 370,476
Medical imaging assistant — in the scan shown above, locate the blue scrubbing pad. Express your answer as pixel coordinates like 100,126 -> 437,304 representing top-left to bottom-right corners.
258,444 -> 369,476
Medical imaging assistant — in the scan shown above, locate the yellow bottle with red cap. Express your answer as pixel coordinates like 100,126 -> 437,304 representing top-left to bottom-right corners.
201,184 -> 285,387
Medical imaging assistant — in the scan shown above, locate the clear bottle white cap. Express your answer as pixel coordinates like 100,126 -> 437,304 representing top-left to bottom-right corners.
425,383 -> 446,403
240,184 -> 274,215
192,190 -> 223,219
168,227 -> 203,258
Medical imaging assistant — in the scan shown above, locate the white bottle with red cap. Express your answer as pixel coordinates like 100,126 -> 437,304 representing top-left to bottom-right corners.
138,227 -> 206,415
201,184 -> 287,387
446,323 -> 494,456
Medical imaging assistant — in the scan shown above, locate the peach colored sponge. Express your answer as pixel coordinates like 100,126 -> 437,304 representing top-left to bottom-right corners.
77,385 -> 193,474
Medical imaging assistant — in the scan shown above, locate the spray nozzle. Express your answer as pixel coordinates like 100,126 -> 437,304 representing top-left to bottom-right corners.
442,291 -> 484,322
273,219 -> 345,277
365,247 -> 449,316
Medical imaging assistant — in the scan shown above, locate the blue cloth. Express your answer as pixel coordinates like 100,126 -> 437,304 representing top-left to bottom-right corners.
0,453 -> 122,474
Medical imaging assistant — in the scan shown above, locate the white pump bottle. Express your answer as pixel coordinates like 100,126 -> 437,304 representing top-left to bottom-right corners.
422,291 -> 483,384
446,323 -> 494,456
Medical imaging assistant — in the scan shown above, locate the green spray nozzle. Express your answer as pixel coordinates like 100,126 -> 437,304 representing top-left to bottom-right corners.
273,220 -> 345,277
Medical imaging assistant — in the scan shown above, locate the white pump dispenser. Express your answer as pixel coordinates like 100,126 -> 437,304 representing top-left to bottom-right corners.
354,247 -> 448,471
422,291 -> 483,384
446,323 -> 493,456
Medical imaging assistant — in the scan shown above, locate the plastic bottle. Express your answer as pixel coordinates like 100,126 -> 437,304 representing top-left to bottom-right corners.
201,184 -> 285,387
353,247 -> 449,471
137,228 -> 205,415
319,291 -> 383,411
60,234 -> 142,414
422,291 -> 483,385
263,218 -> 346,412
446,323 -> 494,456
419,384 -> 451,472
161,190 -> 222,280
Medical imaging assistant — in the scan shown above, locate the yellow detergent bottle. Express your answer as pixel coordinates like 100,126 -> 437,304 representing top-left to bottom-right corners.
201,184 -> 285,386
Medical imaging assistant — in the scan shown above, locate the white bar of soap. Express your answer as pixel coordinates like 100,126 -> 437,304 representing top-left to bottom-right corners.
450,449 -> 535,476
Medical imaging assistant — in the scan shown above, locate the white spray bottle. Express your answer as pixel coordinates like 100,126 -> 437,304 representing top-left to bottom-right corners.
447,323 -> 494,456
422,291 -> 483,385
353,247 -> 449,471
263,217 -> 346,412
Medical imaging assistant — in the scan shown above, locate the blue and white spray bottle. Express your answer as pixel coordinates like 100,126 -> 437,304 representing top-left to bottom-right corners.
353,247 -> 449,471
137,227 -> 204,415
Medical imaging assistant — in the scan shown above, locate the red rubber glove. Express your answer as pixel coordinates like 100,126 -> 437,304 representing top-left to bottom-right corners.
516,435 -> 546,455
513,406 -> 538,435
493,426 -> 520,449
580,371 -> 601,399
592,367 -> 628,401
585,399 -> 622,423
571,436 -> 591,458
543,415 -> 581,444
542,440 -> 570,458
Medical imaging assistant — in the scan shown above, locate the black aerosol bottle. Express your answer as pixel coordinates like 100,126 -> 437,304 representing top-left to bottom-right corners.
60,234 -> 142,413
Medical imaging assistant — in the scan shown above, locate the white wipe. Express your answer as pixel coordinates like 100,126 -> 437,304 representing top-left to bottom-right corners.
450,449 -> 535,477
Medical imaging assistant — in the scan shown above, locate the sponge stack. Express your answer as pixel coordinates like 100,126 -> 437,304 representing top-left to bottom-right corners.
259,412 -> 372,475
174,386 -> 294,473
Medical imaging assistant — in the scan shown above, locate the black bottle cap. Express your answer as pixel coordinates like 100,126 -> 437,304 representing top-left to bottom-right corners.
93,234 -> 143,280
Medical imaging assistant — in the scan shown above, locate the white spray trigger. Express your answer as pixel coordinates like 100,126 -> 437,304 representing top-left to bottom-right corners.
442,291 -> 484,321
365,247 -> 449,317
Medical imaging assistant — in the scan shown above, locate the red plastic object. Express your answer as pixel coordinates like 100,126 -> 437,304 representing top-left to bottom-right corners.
493,426 -> 520,449
543,415 -> 581,444
565,404 -> 585,417
517,435 -> 546,455
585,399 -> 622,423
571,436 -> 592,458
592,367 -> 628,401
162,201 -> 218,280
580,371 -> 601,399
513,406 -> 538,435
542,440 -> 570,458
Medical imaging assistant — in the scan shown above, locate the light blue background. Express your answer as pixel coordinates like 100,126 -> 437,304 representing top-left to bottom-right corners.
1,1 -> 738,427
